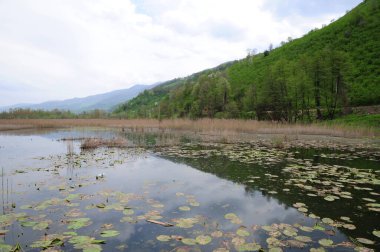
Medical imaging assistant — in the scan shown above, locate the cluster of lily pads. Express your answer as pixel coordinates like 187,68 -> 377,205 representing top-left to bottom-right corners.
157,143 -> 288,166
1,140 -> 379,251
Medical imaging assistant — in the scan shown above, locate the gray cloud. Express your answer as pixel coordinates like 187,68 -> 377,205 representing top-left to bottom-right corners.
0,0 -> 362,106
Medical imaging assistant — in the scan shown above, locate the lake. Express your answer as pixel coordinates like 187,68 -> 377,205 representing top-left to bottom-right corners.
0,128 -> 379,251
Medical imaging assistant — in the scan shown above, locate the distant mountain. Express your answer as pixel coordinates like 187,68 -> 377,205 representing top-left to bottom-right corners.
1,84 -> 156,113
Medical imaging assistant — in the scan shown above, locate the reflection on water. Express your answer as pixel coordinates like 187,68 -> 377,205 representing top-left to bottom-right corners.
0,129 -> 379,251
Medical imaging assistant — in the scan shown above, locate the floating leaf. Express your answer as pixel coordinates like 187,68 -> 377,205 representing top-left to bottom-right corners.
343,224 -> 356,230
156,235 -> 171,242
0,243 -> 13,251
295,236 -> 312,243
321,218 -> 334,225
324,196 -> 335,202
67,218 -> 92,230
179,206 -> 191,211
310,248 -> 326,252
21,221 -> 37,227
283,228 -> 297,237
207,230 -> 221,238
268,248 -> 283,252
340,216 -> 351,222
356,238 -> 375,245
299,226 -> 313,232
262,225 -> 275,232
373,230 -> 380,238
96,203 -> 106,208
196,235 -> 212,245
293,203 -> 306,208
33,221 -> 50,230
236,227 -> 250,237
224,213 -> 238,219
298,207 -> 308,213
123,209 -> 134,215
318,239 -> 333,246
182,238 -> 196,245
100,230 -> 120,238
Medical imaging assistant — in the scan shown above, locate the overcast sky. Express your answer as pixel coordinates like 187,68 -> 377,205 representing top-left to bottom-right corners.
0,0 -> 362,106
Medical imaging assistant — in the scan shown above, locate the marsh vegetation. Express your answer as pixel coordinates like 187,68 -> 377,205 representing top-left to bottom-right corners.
0,127 -> 379,251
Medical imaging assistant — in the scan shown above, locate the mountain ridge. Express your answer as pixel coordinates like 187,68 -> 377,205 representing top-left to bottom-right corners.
1,84 -> 157,113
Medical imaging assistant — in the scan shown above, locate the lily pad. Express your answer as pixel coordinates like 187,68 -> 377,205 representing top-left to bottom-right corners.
123,209 -> 134,215
100,230 -> 120,238
318,239 -> 333,246
182,238 -> 197,245
179,206 -> 191,211
211,230 -> 223,238
310,248 -> 326,252
196,235 -> 212,245
324,196 -> 335,202
236,227 -> 250,237
356,238 -> 375,245
295,236 -> 312,243
156,235 -> 171,242
67,218 -> 92,230
373,230 -> 380,238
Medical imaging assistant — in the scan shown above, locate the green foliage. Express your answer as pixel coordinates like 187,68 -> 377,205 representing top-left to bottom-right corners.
327,114 -> 380,128
113,0 -> 380,121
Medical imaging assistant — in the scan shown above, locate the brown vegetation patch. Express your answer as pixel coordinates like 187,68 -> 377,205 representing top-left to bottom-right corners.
80,138 -> 128,149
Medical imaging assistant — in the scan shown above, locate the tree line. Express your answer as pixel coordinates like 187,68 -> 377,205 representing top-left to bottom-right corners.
119,48 -> 352,122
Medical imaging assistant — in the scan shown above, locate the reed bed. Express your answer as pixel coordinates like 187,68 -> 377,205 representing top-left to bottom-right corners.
0,118 -> 378,138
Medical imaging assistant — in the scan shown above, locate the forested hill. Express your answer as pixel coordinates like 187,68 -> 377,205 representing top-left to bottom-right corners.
114,0 -> 380,121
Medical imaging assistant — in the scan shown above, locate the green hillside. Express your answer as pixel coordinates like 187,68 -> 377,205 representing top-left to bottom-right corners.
114,0 -> 380,121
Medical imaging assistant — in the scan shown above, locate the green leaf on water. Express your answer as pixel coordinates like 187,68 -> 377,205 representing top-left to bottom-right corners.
293,202 -> 306,208
268,248 -> 283,252
340,216 -> 351,222
236,227 -> 250,237
299,226 -> 313,232
96,203 -> 106,209
123,209 -> 134,215
100,230 -> 120,238
156,235 -> 171,242
318,239 -> 333,246
181,238 -> 197,245
67,218 -> 92,230
32,221 -> 49,230
313,223 -> 325,231
298,207 -> 308,213
196,235 -> 212,245
356,238 -> 375,245
0,243 -> 13,251
65,194 -> 80,201
211,230 -> 223,238
324,196 -> 335,202
343,224 -> 356,230
224,213 -> 238,219
261,225 -> 275,232
321,218 -> 334,225
373,230 -> 380,238
310,248 -> 326,252
179,206 -> 191,211
21,221 -> 37,227
283,228 -> 297,237
295,236 -> 312,243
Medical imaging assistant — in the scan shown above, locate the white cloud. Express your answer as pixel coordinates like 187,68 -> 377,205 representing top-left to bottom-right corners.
0,0 -> 361,106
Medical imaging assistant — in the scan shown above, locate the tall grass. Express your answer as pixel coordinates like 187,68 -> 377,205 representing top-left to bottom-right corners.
0,118 -> 378,138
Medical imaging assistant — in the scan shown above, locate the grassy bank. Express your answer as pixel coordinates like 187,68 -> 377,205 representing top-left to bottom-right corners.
0,118 -> 378,138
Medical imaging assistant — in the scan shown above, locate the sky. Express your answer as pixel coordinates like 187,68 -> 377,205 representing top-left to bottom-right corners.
0,0 -> 362,106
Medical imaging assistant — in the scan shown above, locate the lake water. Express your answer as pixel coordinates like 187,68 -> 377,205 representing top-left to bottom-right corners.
0,129 -> 379,251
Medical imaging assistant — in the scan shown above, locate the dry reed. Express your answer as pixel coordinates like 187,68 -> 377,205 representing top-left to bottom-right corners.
0,118 -> 378,138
